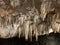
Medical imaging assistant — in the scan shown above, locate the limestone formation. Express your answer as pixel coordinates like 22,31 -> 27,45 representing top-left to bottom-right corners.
0,0 -> 60,40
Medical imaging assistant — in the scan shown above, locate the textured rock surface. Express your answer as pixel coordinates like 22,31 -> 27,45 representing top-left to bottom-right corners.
0,0 -> 60,40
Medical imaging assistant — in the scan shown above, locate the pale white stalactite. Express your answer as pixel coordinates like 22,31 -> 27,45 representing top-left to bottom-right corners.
35,28 -> 38,41
22,15 -> 27,37
18,27 -> 22,38
29,24 -> 33,41
25,21 -> 29,40
19,17 -> 24,26
24,16 -> 30,40
18,17 -> 22,38
34,15 -> 39,41
18,15 -> 25,38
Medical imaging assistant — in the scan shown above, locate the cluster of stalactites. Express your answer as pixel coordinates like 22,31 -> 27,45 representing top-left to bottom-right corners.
0,7 -> 60,41
0,7 -> 40,41
0,0 -> 60,41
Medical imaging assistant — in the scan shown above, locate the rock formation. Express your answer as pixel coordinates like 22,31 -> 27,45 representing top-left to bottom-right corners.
0,0 -> 60,41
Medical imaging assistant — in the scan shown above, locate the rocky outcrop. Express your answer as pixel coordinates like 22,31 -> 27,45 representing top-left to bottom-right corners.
0,0 -> 60,40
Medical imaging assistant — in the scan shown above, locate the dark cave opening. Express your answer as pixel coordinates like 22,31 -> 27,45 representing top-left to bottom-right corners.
0,32 -> 60,45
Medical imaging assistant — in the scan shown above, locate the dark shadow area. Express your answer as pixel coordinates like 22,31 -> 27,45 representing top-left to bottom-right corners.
0,32 -> 60,45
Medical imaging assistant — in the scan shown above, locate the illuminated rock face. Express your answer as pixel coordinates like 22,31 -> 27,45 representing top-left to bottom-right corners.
0,0 -> 60,40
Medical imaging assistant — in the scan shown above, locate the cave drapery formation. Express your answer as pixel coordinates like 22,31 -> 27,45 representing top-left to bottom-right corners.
0,0 -> 60,41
